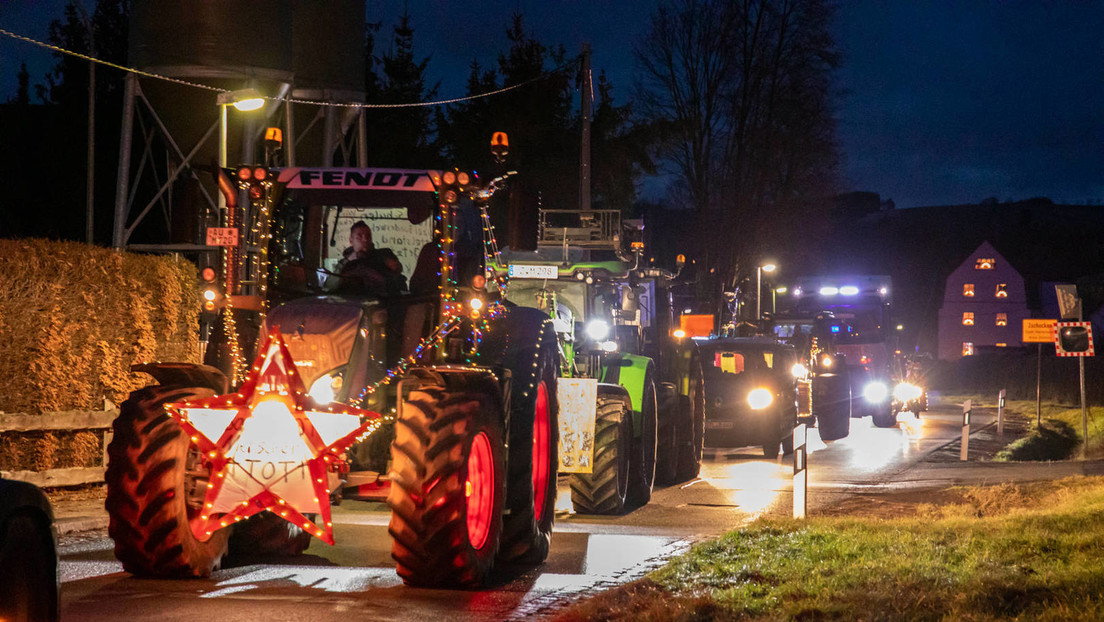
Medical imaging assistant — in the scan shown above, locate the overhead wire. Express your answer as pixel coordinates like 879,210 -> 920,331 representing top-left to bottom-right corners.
0,26 -> 579,109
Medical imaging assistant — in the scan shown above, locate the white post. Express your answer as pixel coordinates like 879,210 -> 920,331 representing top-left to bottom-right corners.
961,399 -> 971,461
756,266 -> 762,321
793,424 -> 807,519
997,389 -> 1006,439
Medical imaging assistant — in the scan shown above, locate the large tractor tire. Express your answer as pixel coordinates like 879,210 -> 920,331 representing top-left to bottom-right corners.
675,354 -> 706,480
498,322 -> 559,566
0,510 -> 58,622
105,385 -> 230,578
872,407 -> 898,429
814,373 -> 852,441
653,383 -> 681,485
626,370 -> 658,508
388,377 -> 506,588
227,512 -> 312,558
570,395 -> 632,515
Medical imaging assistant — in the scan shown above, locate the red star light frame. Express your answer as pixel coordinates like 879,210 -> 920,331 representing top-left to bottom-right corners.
165,328 -> 380,544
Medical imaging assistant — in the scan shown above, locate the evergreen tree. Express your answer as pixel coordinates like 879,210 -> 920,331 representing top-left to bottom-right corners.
363,10 -> 440,167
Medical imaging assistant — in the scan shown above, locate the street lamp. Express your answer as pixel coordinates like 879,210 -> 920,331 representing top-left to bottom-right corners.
215,88 -> 266,206
757,263 -> 776,320
216,88 -> 265,166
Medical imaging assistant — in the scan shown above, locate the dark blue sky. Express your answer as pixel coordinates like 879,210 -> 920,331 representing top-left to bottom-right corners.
2,1 -> 1102,208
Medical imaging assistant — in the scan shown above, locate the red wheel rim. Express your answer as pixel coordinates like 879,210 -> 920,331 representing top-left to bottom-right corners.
532,381 -> 551,523
466,431 -> 495,550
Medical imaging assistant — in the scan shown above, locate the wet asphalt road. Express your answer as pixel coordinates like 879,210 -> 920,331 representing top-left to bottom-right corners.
57,402 -> 984,621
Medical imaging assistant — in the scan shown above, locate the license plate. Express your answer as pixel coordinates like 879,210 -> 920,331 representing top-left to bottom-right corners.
509,264 -> 558,279
705,421 -> 735,430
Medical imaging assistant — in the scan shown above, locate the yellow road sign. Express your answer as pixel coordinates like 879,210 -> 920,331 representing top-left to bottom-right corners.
1023,318 -> 1057,343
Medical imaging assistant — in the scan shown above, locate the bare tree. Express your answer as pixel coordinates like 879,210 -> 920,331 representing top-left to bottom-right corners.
636,0 -> 839,309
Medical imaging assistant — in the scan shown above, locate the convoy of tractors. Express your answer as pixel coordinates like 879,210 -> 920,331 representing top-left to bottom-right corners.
102,133 -> 923,588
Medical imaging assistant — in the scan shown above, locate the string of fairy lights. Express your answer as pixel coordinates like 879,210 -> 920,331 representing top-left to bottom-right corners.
216,170 -> 520,405
0,27 -> 579,111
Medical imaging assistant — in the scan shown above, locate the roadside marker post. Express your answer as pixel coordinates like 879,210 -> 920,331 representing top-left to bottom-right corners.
961,399 -> 972,461
997,389 -> 1006,439
793,424 -> 807,519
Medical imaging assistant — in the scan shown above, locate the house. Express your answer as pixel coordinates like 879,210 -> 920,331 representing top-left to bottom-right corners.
937,241 -> 1031,359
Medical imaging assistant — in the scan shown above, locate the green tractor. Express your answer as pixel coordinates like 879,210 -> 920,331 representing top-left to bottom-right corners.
495,208 -> 705,515
104,158 -> 560,588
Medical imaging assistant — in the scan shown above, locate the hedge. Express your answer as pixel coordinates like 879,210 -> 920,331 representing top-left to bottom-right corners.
0,239 -> 200,414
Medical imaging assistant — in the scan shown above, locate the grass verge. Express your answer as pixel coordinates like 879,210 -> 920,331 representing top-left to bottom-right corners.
554,477 -> 1104,621
939,393 -> 1104,460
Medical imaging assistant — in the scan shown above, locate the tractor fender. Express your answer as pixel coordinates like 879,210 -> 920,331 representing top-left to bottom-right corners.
131,362 -> 229,394
600,353 -> 654,435
667,338 -> 701,398
476,306 -> 555,369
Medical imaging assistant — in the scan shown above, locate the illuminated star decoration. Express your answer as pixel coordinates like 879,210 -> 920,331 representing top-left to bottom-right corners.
165,328 -> 381,545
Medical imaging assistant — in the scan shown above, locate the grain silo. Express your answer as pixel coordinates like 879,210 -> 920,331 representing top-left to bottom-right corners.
114,0 -> 367,248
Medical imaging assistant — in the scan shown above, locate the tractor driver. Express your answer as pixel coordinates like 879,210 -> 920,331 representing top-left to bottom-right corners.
330,221 -> 407,296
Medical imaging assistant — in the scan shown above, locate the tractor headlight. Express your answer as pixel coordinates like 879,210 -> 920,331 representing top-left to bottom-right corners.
791,363 -> 809,379
863,381 -> 889,403
309,372 -> 344,405
893,382 -> 923,402
747,388 -> 773,410
586,319 -> 610,341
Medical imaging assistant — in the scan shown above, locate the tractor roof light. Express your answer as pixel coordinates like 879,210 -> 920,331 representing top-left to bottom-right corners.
443,170 -> 457,185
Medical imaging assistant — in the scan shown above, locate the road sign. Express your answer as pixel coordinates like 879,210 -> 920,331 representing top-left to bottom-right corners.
1055,321 -> 1094,357
1055,284 -> 1081,320
1022,318 -> 1057,343
205,227 -> 239,247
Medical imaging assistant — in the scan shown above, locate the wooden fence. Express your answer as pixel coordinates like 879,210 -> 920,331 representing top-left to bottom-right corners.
0,408 -> 117,487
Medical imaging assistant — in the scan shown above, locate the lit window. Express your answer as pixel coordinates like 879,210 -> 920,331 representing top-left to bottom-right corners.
963,342 -> 975,356
976,258 -> 995,270
962,312 -> 974,326
996,313 -> 1007,326
996,283 -> 1008,298
963,283 -> 975,297
996,343 -> 1007,347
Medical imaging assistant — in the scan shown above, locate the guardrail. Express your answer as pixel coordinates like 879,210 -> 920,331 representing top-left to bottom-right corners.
0,407 -> 118,487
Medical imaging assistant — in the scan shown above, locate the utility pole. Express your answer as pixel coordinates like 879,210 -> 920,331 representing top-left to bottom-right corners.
579,43 -> 592,212
75,1 -> 95,244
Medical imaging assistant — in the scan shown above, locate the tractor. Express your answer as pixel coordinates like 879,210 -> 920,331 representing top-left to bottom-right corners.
494,208 -> 705,515
105,147 -> 560,587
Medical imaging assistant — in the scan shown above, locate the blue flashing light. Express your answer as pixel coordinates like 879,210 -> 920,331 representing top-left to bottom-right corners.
820,286 -> 839,296
840,286 -> 859,296
830,325 -> 841,333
